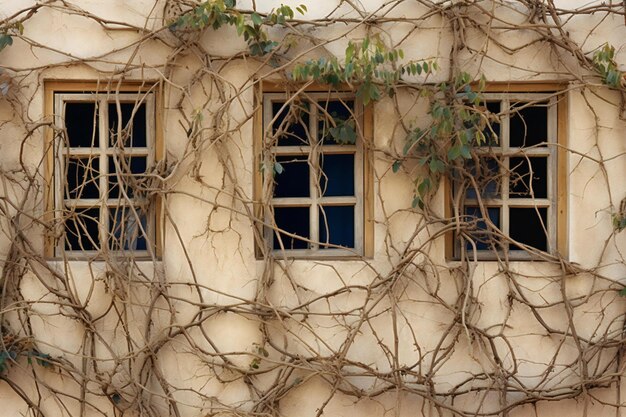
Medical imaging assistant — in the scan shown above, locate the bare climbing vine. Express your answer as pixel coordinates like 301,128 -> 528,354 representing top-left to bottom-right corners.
0,1 -> 625,416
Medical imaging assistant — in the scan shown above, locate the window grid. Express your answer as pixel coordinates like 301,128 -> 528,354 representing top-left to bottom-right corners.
457,94 -> 558,260
263,92 -> 364,257
54,93 -> 155,257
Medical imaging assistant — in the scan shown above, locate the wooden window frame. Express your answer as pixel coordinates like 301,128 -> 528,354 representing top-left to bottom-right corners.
253,82 -> 374,259
44,81 -> 163,259
445,83 -> 569,261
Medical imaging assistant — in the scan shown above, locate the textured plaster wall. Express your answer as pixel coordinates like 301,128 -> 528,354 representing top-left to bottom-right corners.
0,1 -> 624,416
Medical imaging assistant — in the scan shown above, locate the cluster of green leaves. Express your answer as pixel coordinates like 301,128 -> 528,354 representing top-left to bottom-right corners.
169,0 -> 306,57
397,73 -> 490,208
0,347 -> 52,373
613,213 -> 626,233
292,37 -> 437,104
0,349 -> 17,373
249,343 -> 269,370
592,43 -> 623,88
325,116 -> 357,145
0,21 -> 24,53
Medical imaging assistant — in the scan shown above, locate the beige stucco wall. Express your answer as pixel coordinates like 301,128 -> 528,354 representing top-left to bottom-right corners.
0,1 -> 625,416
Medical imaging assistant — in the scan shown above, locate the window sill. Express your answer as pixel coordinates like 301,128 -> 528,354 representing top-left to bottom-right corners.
256,248 -> 372,261
47,253 -> 162,263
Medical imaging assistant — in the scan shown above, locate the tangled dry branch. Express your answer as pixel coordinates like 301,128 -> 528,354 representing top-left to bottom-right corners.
0,1 -> 625,417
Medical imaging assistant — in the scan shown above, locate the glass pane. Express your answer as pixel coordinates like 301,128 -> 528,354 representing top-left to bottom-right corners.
64,102 -> 99,147
109,102 -> 147,147
320,153 -> 355,197
509,157 -> 548,199
109,206 -> 148,251
319,205 -> 355,249
65,157 -> 100,199
108,156 -> 147,198
466,157 -> 500,199
510,103 -> 548,148
509,207 -> 548,251
273,207 -> 310,250
319,100 -> 356,145
464,206 -> 500,251
273,155 -> 310,198
271,101 -> 310,146
64,207 -> 100,251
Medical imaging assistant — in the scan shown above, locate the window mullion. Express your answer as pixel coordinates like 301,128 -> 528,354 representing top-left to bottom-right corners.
353,98 -> 364,254
310,102 -> 319,250
547,97 -> 558,253
55,95 -> 65,256
502,98 -> 511,249
99,98 -> 109,250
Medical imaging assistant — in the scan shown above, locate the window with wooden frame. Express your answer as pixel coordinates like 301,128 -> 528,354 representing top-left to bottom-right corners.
449,86 -> 568,260
45,82 -> 161,258
254,85 -> 374,258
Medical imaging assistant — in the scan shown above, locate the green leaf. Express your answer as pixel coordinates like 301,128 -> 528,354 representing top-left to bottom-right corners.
251,12 -> 263,26
606,69 -> 620,87
429,158 -> 445,173
460,144 -> 471,159
357,83 -> 370,105
447,145 -> 461,160
478,74 -> 486,92
418,178 -> 430,197
224,0 -> 236,7
249,43 -> 262,56
619,287 -> 626,297
345,42 -> 354,64
362,37 -> 370,51
263,41 -> 278,53
475,130 -> 486,145
236,20 -> 245,35
0,34 -> 13,51
402,140 -> 413,156
392,160 -> 401,173
368,83 -> 381,102
274,162 -> 284,174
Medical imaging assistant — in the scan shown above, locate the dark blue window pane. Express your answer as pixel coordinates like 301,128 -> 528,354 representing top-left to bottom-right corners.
464,206 -> 500,251
108,156 -> 147,198
273,207 -> 310,250
319,100 -> 356,145
109,102 -> 147,147
109,207 -> 148,251
273,155 -> 310,198
509,207 -> 548,251
509,157 -> 547,199
320,153 -> 354,197
319,205 -> 355,249
466,157 -> 500,199
65,102 -> 99,147
510,103 -> 548,148
64,208 -> 100,251
65,157 -> 100,199
271,101 -> 310,146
